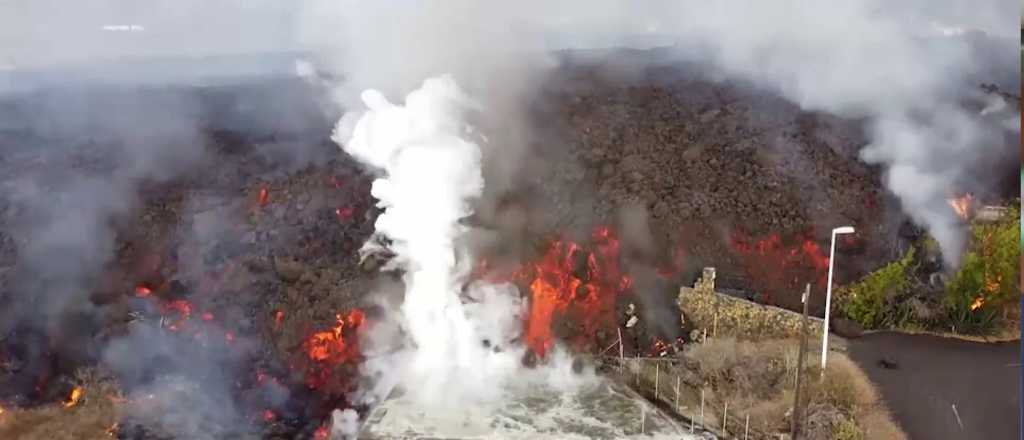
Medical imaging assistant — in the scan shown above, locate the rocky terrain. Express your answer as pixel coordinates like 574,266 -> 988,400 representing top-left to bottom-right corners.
0,51 -> 1014,437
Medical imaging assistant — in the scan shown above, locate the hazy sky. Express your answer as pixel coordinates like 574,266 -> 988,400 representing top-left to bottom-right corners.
1,0 -> 1015,70
0,1 -> 300,68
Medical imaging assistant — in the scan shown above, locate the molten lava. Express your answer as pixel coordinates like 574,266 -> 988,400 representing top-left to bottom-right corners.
63,386 -> 84,408
969,296 -> 985,311
948,193 -> 974,220
161,299 -> 194,332
134,285 -> 152,297
258,187 -> 270,207
651,338 -> 670,356
335,206 -> 355,222
163,299 -> 193,319
519,227 -> 631,357
314,424 -> 330,439
729,231 -> 831,305
305,310 -> 365,363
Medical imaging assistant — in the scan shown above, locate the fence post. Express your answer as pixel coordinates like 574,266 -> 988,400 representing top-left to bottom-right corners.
654,363 -> 660,400
618,327 -> 624,373
675,376 -> 680,413
723,402 -> 729,435
635,355 -> 640,386
700,389 -> 705,429
640,404 -> 646,434
791,283 -> 811,439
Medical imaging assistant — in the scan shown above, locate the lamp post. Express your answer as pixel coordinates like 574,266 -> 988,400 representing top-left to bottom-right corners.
821,226 -> 855,377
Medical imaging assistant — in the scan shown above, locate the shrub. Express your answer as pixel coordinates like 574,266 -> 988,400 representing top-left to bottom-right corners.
834,419 -> 865,440
839,248 -> 916,329
944,203 -> 1020,333
676,338 -> 905,440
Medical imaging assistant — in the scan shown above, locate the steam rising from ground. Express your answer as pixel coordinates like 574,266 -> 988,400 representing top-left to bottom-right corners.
0,1 -> 1016,437
333,76 -> 539,408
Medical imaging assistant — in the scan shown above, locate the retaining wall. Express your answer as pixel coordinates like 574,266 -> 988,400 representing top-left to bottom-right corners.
678,267 -> 824,340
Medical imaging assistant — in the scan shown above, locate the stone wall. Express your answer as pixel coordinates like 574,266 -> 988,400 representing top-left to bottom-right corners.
678,267 -> 824,340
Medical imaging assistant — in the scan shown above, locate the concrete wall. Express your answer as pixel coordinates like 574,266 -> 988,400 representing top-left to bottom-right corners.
678,267 -> 824,340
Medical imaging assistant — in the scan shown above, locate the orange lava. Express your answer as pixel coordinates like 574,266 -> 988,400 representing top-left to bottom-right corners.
163,299 -> 193,319
63,386 -> 84,408
335,206 -> 355,222
258,187 -> 270,207
651,338 -> 670,356
305,309 -> 365,363
969,230 -> 1005,311
729,231 -> 831,304
969,296 -> 985,311
520,226 -> 630,357
134,285 -> 152,297
262,409 -> 276,422
948,193 -> 974,220
314,424 -> 330,439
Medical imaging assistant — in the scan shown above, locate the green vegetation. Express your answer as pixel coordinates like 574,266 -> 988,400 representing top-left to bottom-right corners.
839,202 -> 1021,336
943,203 -> 1020,333
834,419 -> 865,440
839,249 -> 916,329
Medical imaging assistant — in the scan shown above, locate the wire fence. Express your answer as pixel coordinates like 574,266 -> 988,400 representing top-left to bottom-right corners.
597,318 -> 814,440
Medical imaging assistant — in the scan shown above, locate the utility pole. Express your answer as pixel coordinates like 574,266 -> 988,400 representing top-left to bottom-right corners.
791,283 -> 810,439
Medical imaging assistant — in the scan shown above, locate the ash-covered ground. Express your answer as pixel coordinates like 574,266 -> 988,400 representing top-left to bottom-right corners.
0,51 -> 1016,438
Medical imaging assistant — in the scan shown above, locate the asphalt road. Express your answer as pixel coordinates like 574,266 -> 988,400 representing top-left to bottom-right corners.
846,332 -> 1020,440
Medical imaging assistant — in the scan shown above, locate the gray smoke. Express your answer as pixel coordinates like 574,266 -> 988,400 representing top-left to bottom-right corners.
0,1 -> 1016,436
301,0 -> 1018,266
0,2 -> 328,438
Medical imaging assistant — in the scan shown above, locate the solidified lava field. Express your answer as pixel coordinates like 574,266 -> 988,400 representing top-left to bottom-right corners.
0,53 -> 1014,437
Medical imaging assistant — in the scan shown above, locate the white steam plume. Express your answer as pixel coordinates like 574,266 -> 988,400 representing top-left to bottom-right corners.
332,75 -> 528,407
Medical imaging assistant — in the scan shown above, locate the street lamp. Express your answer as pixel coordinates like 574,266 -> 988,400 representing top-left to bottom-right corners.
821,226 -> 855,376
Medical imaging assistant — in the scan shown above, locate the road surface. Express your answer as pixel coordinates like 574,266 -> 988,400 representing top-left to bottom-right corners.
847,332 -> 1020,440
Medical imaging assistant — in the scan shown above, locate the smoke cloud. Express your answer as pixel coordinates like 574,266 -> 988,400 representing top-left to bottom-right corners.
311,2 -> 1017,431
332,76 -> 532,409
0,3 -> 332,437
305,0 -> 1017,266
0,0 -> 1016,436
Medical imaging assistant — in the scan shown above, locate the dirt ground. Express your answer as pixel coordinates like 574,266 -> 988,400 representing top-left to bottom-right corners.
621,336 -> 907,440
846,332 -> 1021,440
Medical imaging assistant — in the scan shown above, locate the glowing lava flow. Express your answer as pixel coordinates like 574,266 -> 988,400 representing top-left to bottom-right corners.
729,231 -> 831,304
518,226 -> 631,357
948,193 -> 974,220
63,386 -> 84,408
258,187 -> 270,207
305,310 -> 365,363
969,296 -> 985,311
302,309 -> 366,390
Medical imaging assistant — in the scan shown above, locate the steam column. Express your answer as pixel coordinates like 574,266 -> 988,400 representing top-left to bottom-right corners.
821,226 -> 855,377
